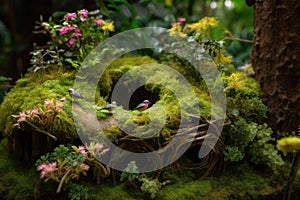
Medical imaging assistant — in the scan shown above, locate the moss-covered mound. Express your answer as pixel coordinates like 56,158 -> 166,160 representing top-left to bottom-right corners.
2,54 -> 285,186
0,53 -> 288,199
0,68 -> 75,138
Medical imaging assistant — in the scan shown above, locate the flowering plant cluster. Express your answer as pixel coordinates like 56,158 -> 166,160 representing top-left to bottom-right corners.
32,9 -> 115,71
36,144 -> 89,193
168,17 -> 232,67
11,97 -> 66,140
78,141 -> 110,159
36,143 -> 109,193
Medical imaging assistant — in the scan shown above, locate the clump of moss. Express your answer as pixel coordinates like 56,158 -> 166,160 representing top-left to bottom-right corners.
98,55 -> 157,99
0,68 -> 77,141
224,72 -> 267,123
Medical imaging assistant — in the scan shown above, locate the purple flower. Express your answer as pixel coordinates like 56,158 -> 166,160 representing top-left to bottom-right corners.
74,33 -> 82,37
64,12 -> 77,20
79,9 -> 88,22
73,28 -> 82,37
79,9 -> 88,18
67,38 -> 76,48
74,28 -> 81,33
59,26 -> 76,35
94,19 -> 104,25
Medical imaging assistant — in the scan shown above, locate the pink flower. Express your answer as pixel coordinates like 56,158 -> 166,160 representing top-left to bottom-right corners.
74,28 -> 81,33
78,146 -> 87,156
17,112 -> 26,122
40,171 -> 46,178
79,9 -> 88,18
57,103 -> 64,108
37,164 -> 45,170
49,162 -> 57,171
37,162 -> 57,178
64,12 -> 77,20
101,148 -> 110,155
26,108 -> 39,117
59,26 -> 76,35
79,163 -> 90,171
67,38 -> 76,48
56,103 -> 64,112
14,123 -> 20,129
37,163 -> 47,171
72,174 -> 80,179
178,17 -> 186,23
97,143 -> 104,151
79,9 -> 88,21
74,32 -> 82,37
44,100 -> 54,107
94,19 -> 104,25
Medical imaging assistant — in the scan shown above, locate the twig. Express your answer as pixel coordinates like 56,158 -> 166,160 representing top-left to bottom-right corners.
177,123 -> 208,135
223,37 -> 253,43
56,168 -> 72,193
26,121 -> 57,140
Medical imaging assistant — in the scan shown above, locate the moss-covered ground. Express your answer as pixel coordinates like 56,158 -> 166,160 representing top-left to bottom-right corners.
0,138 -> 297,200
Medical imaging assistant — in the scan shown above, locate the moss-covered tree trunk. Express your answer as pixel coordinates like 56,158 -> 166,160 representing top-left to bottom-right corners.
251,0 -> 300,133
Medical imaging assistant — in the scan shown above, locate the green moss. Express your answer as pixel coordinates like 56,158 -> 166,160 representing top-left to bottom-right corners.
0,69 -> 76,141
103,124 -> 123,142
157,180 -> 211,200
0,135 -> 287,200
88,184 -> 142,200
224,72 -> 260,98
227,97 -> 267,123
98,55 -> 157,98
206,163 -> 284,200
224,72 -> 267,123
0,139 -> 39,200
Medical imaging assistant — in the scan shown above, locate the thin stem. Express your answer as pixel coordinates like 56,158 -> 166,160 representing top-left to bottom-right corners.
56,168 -> 72,193
223,37 -> 253,43
25,121 -> 57,140
283,151 -> 300,200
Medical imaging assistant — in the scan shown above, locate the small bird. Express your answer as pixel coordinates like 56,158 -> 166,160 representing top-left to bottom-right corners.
135,100 -> 151,111
68,88 -> 85,99
99,102 -> 117,111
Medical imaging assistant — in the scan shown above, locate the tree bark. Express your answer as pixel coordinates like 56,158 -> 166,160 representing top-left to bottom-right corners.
252,0 -> 300,133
